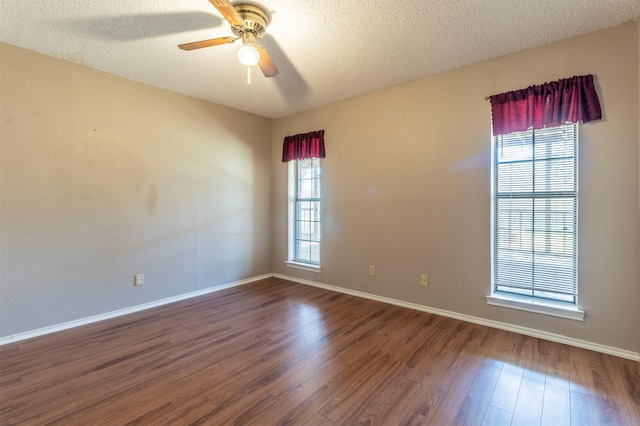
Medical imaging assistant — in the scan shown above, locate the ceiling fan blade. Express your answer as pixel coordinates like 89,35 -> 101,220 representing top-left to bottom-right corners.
256,45 -> 279,77
178,36 -> 237,51
208,0 -> 244,27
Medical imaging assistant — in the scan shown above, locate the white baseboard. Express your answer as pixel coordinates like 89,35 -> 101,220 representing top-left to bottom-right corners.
4,272 -> 639,363
273,273 -> 640,362
0,274 -> 273,346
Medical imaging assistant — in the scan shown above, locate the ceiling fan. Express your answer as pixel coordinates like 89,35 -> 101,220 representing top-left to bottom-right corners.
178,0 -> 279,77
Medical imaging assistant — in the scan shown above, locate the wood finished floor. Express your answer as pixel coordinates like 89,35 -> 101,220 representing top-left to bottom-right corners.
1,277 -> 639,425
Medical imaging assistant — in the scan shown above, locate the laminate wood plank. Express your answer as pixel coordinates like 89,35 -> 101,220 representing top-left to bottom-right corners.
200,338 -> 372,426
619,360 -> 640,420
401,317 -> 462,383
593,351 -> 640,423
101,335 -> 259,395
129,397 -> 218,426
7,339 -> 173,407
7,354 -> 168,421
454,362 -> 502,425
571,389 -> 602,425
0,346 -> 73,375
264,328 -> 388,400
487,362 -> 524,413
512,368 -> 546,425
548,341 -> 571,368
404,322 -> 489,416
94,371 -> 235,425
163,323 -> 233,347
247,348 -> 388,425
63,355 -> 239,423
481,405 -> 512,426
164,326 -> 267,363
319,351 -> 408,421
199,379 -> 282,424
245,314 -> 336,360
487,330 -> 528,367
0,277 -> 638,425
541,372 -> 571,426
12,320 -> 130,353
302,413 -> 335,425
337,376 -> 422,425
345,312 -> 459,423
259,301 -> 410,402
225,312 -> 398,416
479,329 -> 520,369
569,347 -> 629,424
0,397 -> 14,418
5,350 -> 171,424
2,383 -> 112,425
396,408 -> 428,425
569,344 -> 600,396
84,360 -> 236,424
0,344 -> 19,355
0,372 -> 21,389
409,338 -> 489,421
375,310 -> 441,354
191,387 -> 279,426
60,321 -> 264,421
515,334 -> 551,376
13,325 -> 172,377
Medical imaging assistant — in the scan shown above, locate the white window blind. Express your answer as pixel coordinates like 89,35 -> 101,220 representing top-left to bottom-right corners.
493,124 -> 577,305
293,158 -> 321,265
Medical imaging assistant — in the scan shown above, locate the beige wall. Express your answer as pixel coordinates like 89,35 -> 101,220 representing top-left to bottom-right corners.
0,43 -> 272,337
272,22 -> 640,352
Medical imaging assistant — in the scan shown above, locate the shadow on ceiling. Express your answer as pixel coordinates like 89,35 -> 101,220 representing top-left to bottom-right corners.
261,34 -> 309,98
56,12 -> 224,41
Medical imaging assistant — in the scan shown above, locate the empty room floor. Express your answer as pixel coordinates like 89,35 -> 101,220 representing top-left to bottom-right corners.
1,277 -> 639,425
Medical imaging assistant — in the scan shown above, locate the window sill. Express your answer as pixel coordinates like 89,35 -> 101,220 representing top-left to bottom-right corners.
486,295 -> 584,321
285,261 -> 322,274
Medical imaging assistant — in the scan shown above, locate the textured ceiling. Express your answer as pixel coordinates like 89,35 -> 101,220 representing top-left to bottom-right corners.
1,1 -> 639,119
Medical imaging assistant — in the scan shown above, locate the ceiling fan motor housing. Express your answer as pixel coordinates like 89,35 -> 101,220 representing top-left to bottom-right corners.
231,3 -> 269,38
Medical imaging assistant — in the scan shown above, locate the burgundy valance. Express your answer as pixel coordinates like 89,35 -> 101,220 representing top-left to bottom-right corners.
282,130 -> 325,162
489,75 -> 601,136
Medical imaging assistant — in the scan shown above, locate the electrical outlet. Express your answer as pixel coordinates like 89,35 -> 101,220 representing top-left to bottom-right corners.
369,265 -> 375,276
134,274 -> 144,286
420,274 -> 428,287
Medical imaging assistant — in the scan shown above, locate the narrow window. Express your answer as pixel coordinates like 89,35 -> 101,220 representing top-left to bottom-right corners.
492,124 -> 577,305
288,158 -> 321,268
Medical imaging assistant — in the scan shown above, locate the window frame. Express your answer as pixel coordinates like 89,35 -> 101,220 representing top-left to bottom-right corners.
487,123 -> 584,321
285,158 -> 322,273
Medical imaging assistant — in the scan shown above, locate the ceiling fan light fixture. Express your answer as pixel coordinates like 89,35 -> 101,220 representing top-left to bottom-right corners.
237,44 -> 260,66
178,1 -> 278,77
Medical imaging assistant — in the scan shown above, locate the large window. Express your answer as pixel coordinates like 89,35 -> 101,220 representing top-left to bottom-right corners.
288,158 -> 321,268
492,124 -> 577,306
